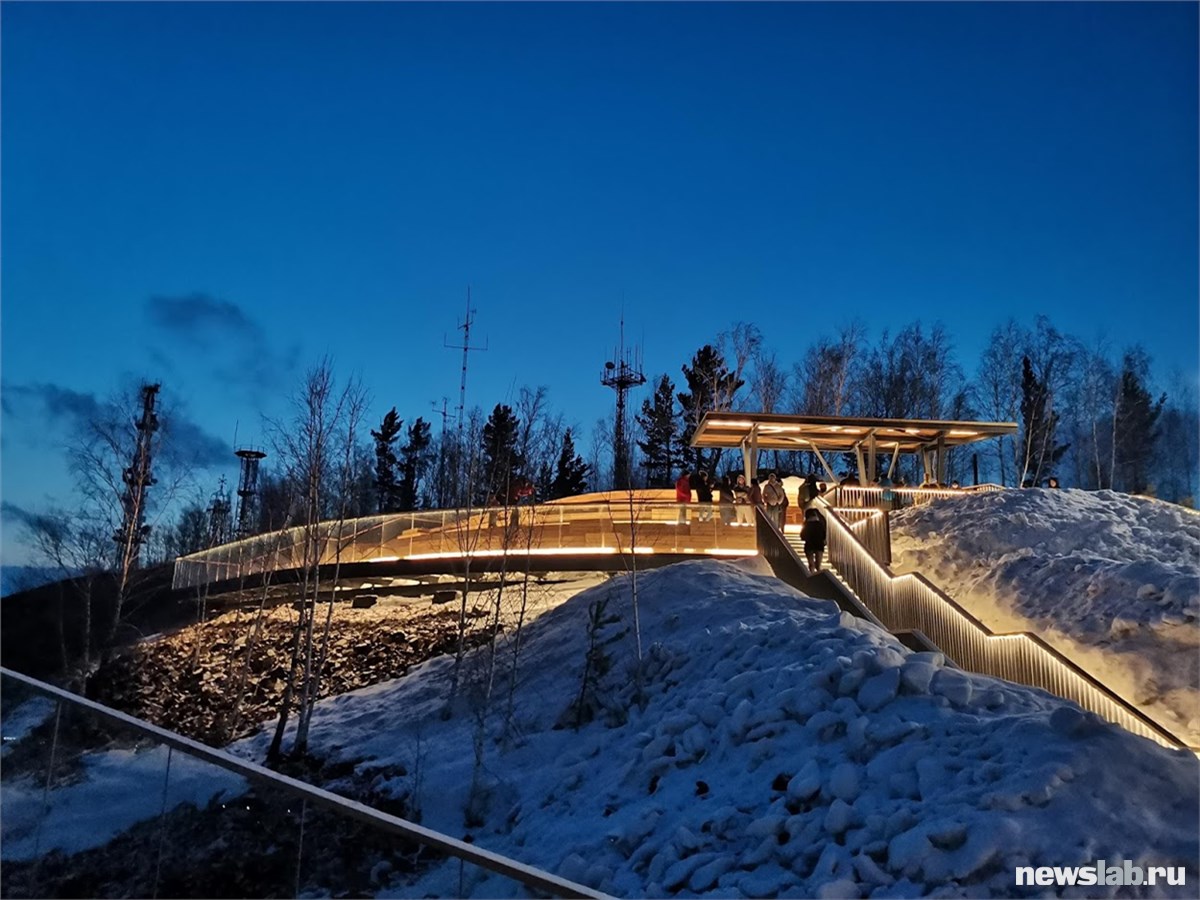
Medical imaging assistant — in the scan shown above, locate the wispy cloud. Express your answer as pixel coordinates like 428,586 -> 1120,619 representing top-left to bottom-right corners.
146,293 -> 296,392
2,383 -> 103,427
1,382 -> 230,470
0,500 -> 61,536
162,415 -> 231,469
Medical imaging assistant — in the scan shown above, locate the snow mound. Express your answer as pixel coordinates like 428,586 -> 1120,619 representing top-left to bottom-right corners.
891,489 -> 1200,744
234,559 -> 1199,898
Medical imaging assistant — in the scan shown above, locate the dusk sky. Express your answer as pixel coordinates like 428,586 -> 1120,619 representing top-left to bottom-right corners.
2,1 -> 1197,564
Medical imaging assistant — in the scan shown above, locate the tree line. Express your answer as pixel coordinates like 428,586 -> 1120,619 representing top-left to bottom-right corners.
148,314 -> 1200,561
17,314 -> 1197,577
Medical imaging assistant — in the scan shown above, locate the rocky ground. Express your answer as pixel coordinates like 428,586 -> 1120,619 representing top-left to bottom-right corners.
85,595 -> 497,747
1,591 -> 513,899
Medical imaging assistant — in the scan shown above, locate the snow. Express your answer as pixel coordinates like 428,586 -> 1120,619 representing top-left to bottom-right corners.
889,488 -> 1200,744
0,696 -> 56,758
1,744 -> 246,861
221,557 -> 1198,897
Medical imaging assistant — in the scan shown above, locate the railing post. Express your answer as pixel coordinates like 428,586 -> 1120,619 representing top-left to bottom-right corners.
32,699 -> 63,861
152,745 -> 174,899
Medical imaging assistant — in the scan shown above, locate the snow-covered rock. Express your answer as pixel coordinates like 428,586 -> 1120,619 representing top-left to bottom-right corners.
210,558 -> 1200,898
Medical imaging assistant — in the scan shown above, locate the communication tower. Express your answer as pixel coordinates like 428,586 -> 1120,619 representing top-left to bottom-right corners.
601,318 -> 646,490
114,382 -> 161,571
206,476 -> 232,548
234,448 -> 267,538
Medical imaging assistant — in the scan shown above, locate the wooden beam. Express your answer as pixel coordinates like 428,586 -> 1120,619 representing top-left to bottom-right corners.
810,444 -> 839,484
886,443 -> 901,479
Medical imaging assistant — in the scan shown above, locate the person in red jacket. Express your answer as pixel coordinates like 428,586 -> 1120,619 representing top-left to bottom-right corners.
675,470 -> 692,524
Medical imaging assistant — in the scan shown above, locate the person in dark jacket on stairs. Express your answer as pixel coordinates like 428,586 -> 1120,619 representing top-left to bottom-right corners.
801,507 -> 827,573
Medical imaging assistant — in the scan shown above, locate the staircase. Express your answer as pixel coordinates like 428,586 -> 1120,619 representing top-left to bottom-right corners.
757,506 -> 1191,752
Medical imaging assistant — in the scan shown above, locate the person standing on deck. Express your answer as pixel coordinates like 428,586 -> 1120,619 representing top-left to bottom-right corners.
675,469 -> 692,525
801,507 -> 827,572
717,474 -> 735,525
801,473 -> 821,508
733,474 -> 753,525
695,470 -> 714,522
749,477 -> 764,519
762,472 -> 786,529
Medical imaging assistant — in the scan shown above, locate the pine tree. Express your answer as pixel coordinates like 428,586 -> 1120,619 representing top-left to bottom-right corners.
635,374 -> 678,487
370,408 -> 403,512
536,460 -> 554,501
550,428 -> 590,498
1113,353 -> 1166,494
481,404 -> 524,501
678,345 -> 744,476
397,417 -> 433,511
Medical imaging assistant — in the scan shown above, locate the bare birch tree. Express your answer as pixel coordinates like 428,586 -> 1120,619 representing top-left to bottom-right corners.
265,358 -> 363,763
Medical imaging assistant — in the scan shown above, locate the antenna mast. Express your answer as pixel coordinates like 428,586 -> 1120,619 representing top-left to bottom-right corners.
114,382 -> 161,571
430,396 -> 451,508
444,288 -> 487,503
601,314 -> 646,490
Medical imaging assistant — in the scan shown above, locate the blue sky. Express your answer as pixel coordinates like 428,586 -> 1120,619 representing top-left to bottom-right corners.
2,1 -> 1197,562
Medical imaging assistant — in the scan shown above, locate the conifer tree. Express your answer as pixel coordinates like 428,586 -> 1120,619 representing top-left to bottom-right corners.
636,374 -> 678,487
397,417 -> 433,511
536,459 -> 554,500
370,408 -> 403,512
678,345 -> 743,476
1113,352 -> 1166,494
481,404 -> 524,501
550,428 -> 590,498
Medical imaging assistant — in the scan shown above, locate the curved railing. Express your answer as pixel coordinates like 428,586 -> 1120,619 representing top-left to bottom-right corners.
172,500 -> 759,592
806,500 -> 1191,751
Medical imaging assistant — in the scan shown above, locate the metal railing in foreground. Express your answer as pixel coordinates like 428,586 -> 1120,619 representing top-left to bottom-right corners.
0,667 -> 610,899
809,504 -> 1190,751
172,500 -> 759,591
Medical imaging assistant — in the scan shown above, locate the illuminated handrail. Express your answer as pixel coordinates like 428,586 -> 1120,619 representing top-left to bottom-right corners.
806,501 -> 1190,751
172,500 -> 759,591
0,667 -> 610,899
832,483 -> 1005,508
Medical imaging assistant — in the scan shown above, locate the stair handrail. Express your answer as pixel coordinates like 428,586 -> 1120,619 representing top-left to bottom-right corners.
769,502 -> 1191,751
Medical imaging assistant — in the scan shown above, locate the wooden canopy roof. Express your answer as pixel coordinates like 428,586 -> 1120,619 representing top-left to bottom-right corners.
690,412 -> 1017,454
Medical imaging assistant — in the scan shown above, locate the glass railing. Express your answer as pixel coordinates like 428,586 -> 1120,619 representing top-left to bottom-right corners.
0,668 -> 607,899
173,500 -> 760,591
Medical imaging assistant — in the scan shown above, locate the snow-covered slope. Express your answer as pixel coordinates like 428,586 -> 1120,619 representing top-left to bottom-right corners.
890,489 -> 1200,745
236,559 -> 1199,898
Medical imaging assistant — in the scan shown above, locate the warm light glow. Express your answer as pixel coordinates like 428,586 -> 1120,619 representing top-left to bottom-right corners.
948,430 -> 980,437
904,428 -> 921,435
404,547 -> 620,560
707,419 -> 758,428
365,555 -> 400,563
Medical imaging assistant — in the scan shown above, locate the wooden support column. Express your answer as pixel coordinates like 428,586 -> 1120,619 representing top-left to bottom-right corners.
810,444 -> 838,484
854,444 -> 867,486
936,433 -> 947,484
867,431 -> 878,483
886,443 -> 901,479
740,424 -> 760,481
